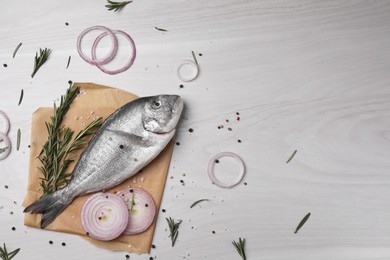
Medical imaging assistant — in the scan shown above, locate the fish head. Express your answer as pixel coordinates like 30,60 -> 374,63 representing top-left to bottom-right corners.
142,95 -> 183,134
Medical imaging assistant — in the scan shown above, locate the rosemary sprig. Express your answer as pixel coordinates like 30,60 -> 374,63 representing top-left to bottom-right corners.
16,129 -> 21,151
0,147 -> 8,154
294,212 -> 311,234
155,26 -> 168,32
166,217 -> 182,247
66,56 -> 71,69
12,43 -> 22,58
18,89 -> 24,106
105,0 -> 132,12
0,243 -> 20,260
190,199 -> 209,208
191,51 -> 198,66
38,85 -> 102,194
286,149 -> 297,163
232,238 -> 246,260
31,48 -> 51,78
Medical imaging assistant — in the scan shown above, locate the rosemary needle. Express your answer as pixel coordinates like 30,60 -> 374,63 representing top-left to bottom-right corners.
12,42 -> 22,58
294,212 -> 311,234
66,56 -> 71,69
105,0 -> 132,12
232,238 -> 246,260
286,149 -> 297,163
155,26 -> 168,32
190,199 -> 209,208
0,243 -> 21,260
191,51 -> 198,66
16,129 -> 21,151
31,48 -> 51,78
18,89 -> 24,106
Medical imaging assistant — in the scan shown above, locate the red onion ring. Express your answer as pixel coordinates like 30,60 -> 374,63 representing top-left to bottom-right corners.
91,30 -> 136,75
207,152 -> 246,188
77,25 -> 118,65
116,187 -> 156,235
0,132 -> 11,160
80,192 -> 129,241
0,110 -> 10,135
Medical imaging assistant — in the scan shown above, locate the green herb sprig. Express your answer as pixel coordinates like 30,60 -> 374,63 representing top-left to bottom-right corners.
31,48 -> 51,78
38,85 -> 102,194
105,0 -> 132,12
16,129 -> 21,151
191,51 -> 198,66
294,212 -> 311,234
66,56 -> 71,69
0,147 -> 8,154
166,217 -> 182,247
0,243 -> 20,260
232,238 -> 246,260
18,89 -> 24,106
190,199 -> 209,208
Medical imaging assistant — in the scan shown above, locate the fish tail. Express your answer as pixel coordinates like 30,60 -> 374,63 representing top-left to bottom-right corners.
24,189 -> 71,229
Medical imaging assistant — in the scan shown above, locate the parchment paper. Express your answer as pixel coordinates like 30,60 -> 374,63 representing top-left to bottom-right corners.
22,83 -> 175,253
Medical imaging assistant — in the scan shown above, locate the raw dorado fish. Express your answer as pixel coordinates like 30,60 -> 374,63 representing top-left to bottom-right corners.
24,94 -> 184,228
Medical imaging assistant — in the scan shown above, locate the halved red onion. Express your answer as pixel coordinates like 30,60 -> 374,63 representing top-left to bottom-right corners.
91,30 -> 136,75
0,132 -> 11,160
80,192 -> 128,241
0,110 -> 10,135
77,25 -> 118,65
116,187 -> 156,235
207,152 -> 246,188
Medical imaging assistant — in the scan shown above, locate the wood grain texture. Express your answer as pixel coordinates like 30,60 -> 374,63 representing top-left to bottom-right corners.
1,0 -> 390,259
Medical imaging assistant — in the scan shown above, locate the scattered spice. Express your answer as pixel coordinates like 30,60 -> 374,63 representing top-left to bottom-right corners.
149,257 -> 153,260
16,129 -> 21,151
232,237 -> 246,260
212,230 -> 215,234
175,142 -> 180,146
199,53 -> 203,56
31,47 -> 51,78
237,139 -> 242,143
151,244 -> 156,249
162,209 -> 166,213
125,254 -> 130,259
179,84 -> 184,88
61,242 -> 66,246
0,243 -> 20,260
188,128 -> 193,133
11,227 -> 15,231
66,56 -> 71,69
105,0 -> 132,12
12,42 -> 22,58
4,185 -> 8,189
227,127 -> 232,131
49,240 -> 53,244
18,89 -> 24,106
294,212 -> 311,234
286,150 -> 297,164
237,117 -> 240,121
155,26 -> 168,32
191,51 -> 198,66
65,22 -> 69,26
166,217 -> 182,247
190,199 -> 210,208
3,64 -> 7,68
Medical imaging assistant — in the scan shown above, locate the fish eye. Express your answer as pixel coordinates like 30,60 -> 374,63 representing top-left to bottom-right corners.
152,100 -> 162,109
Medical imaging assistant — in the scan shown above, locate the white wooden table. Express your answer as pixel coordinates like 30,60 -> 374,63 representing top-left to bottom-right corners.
1,1 -> 390,259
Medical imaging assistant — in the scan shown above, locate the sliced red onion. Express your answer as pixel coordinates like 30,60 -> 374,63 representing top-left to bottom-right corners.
175,59 -> 199,82
77,25 -> 118,65
0,132 -> 11,160
0,110 -> 10,135
80,192 -> 129,241
91,30 -> 136,75
116,187 -> 156,235
207,152 -> 246,188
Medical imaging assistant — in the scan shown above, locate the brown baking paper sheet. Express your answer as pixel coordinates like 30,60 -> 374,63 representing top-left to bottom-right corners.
22,82 -> 175,253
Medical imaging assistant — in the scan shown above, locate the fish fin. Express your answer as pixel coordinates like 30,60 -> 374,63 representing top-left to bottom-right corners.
24,190 -> 70,229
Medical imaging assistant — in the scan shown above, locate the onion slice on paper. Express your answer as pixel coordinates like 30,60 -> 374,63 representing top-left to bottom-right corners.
207,151 -> 246,188
116,187 -> 156,235
0,132 -> 11,160
77,25 -> 118,65
0,110 -> 10,135
91,30 -> 136,75
80,192 -> 129,241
